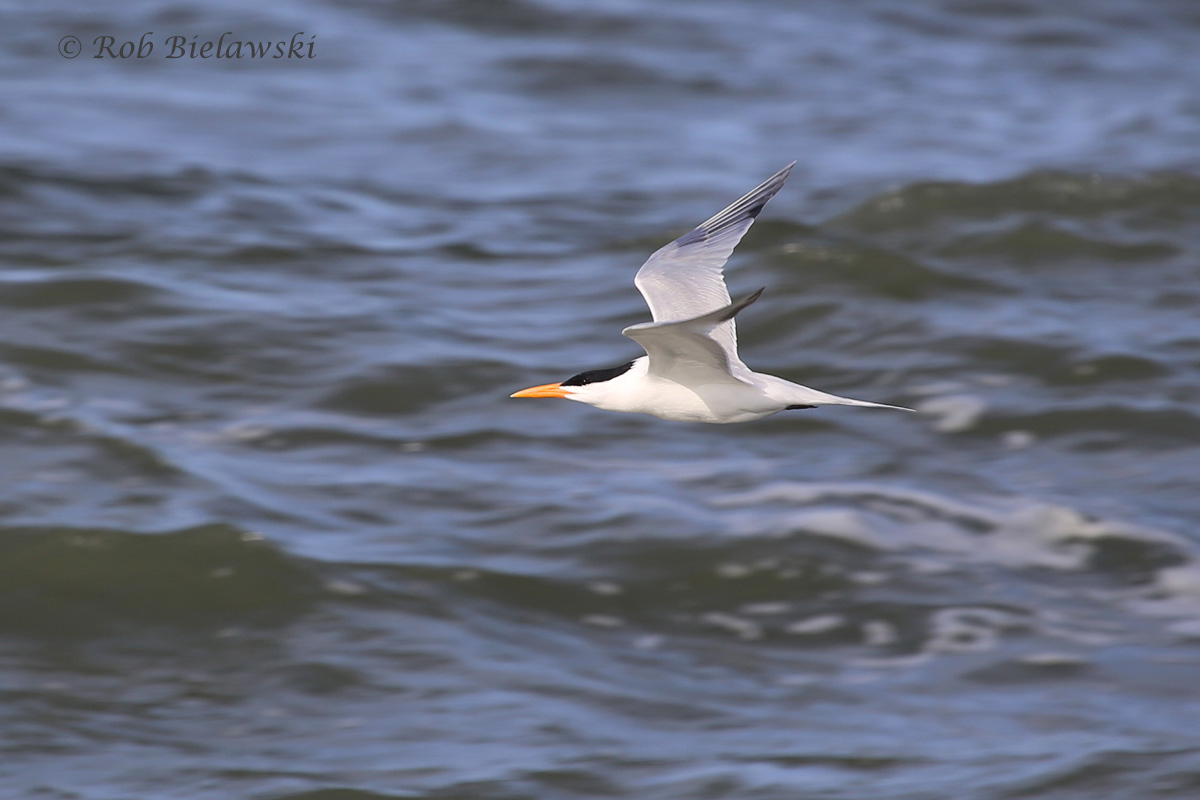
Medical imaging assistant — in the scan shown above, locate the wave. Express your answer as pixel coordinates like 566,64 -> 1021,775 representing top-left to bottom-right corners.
0,523 -> 321,637
832,171 -> 1200,235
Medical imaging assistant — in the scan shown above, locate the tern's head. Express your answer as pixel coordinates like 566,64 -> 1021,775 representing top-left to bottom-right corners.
510,359 -> 639,408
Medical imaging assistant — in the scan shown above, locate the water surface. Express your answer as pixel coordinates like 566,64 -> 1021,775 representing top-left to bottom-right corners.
3,1 -> 1200,798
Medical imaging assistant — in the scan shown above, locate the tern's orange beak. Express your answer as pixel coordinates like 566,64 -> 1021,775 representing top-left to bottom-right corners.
510,382 -> 569,399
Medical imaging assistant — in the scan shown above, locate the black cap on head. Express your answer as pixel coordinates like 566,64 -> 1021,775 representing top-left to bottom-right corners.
562,360 -> 635,387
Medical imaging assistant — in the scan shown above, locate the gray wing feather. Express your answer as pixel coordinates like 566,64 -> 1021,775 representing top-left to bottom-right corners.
622,289 -> 764,385
632,162 -> 795,368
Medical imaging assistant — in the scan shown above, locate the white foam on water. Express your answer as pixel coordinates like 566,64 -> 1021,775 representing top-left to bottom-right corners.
1002,429 -> 1036,449
717,481 -> 1186,569
916,394 -> 988,433
714,480 -> 1200,638
861,620 -> 897,646
701,612 -> 763,640
785,614 -> 845,635
925,607 -> 1023,654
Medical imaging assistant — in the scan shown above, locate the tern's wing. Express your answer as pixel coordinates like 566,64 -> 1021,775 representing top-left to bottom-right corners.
633,162 -> 794,368
623,289 -> 764,385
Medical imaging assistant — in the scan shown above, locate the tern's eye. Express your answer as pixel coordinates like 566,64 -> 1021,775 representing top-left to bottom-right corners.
562,361 -> 634,387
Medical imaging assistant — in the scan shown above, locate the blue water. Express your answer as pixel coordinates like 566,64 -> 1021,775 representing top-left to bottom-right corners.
3,1 -> 1200,798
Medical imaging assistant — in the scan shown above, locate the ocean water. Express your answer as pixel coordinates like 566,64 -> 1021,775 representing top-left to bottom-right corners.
3,1 -> 1200,798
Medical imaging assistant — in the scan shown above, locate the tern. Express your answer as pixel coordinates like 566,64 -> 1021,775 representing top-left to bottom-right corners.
511,163 -> 910,423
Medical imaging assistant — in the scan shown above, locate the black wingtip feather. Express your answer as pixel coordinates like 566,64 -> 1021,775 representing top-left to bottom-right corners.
740,286 -> 765,307
694,161 -> 796,237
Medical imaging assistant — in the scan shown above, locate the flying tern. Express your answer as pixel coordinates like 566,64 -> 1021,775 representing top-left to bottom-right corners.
511,162 -> 910,423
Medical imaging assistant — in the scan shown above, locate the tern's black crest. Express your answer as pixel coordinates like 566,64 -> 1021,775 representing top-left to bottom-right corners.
563,361 -> 635,387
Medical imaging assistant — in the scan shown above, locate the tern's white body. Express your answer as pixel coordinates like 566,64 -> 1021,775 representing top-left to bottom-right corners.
573,356 -> 775,423
511,162 -> 909,423
569,356 -> 896,423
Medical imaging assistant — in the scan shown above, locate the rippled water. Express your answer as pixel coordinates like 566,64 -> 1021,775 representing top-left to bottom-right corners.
4,1 -> 1200,798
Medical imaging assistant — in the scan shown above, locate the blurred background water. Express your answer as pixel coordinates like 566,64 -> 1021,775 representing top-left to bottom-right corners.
2,1 -> 1200,798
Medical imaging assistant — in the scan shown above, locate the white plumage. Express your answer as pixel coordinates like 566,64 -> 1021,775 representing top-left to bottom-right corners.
511,163 -> 910,423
